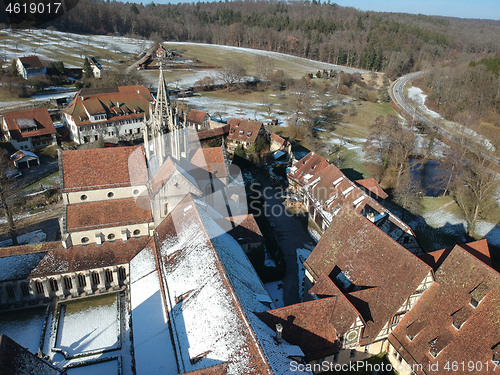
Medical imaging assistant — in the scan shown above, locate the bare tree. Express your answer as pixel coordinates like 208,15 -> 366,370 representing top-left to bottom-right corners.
452,148 -> 498,237
364,115 -> 416,188
218,60 -> 246,91
255,55 -> 275,80
0,151 -> 18,245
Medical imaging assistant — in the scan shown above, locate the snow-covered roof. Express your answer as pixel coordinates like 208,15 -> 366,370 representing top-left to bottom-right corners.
153,195 -> 309,375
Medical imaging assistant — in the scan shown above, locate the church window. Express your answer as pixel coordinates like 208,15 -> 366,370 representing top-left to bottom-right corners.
78,274 -> 86,288
49,278 -> 59,292
91,272 -> 100,286
21,283 -> 30,296
35,281 -> 44,294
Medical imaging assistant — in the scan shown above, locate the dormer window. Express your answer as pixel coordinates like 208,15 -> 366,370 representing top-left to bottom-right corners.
470,297 -> 479,308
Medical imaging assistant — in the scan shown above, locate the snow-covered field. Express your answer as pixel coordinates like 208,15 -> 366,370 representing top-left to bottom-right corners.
0,307 -> 47,354
67,359 -> 119,375
56,294 -> 120,356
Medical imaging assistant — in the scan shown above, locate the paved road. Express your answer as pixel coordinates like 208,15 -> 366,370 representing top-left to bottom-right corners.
253,170 -> 316,306
389,72 -> 500,166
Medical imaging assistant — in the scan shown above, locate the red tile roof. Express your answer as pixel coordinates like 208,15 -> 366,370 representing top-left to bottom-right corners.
18,56 -> 44,69
190,147 -> 227,177
0,241 -> 63,258
355,178 -> 388,200
29,237 -> 153,278
2,108 -> 56,141
186,109 -> 209,124
194,124 -> 230,142
288,152 -> 330,187
214,214 -> 264,244
304,206 -> 431,344
227,118 -> 263,143
66,198 -> 152,232
270,133 -> 287,147
389,242 -> 500,374
257,297 -> 339,361
61,146 -> 148,191
64,85 -> 152,126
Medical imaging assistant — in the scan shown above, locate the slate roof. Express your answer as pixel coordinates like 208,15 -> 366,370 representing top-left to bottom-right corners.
2,108 -> 56,141
61,146 -> 148,191
186,109 -> 209,124
0,334 -> 62,375
64,85 -> 152,126
66,197 -> 152,232
304,206 -> 431,344
389,241 -> 500,374
227,119 -> 263,143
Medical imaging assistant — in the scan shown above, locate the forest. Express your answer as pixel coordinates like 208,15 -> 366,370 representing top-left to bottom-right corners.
3,0 -> 499,77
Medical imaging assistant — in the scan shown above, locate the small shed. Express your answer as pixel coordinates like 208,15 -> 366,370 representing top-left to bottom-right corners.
11,150 -> 39,169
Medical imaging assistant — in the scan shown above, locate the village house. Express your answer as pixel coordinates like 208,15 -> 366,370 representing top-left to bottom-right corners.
226,118 -> 267,153
257,205 -> 434,369
388,240 -> 500,375
185,109 -> 211,131
16,56 -> 47,80
2,108 -> 57,150
87,56 -> 103,78
270,133 -> 292,164
287,152 -> 421,254
62,85 -> 153,144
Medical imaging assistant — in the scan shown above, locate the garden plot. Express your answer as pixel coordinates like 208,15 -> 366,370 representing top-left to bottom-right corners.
55,294 -> 120,357
67,359 -> 119,375
0,306 -> 47,354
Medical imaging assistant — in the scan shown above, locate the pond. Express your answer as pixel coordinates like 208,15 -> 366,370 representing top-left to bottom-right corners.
410,158 -> 448,197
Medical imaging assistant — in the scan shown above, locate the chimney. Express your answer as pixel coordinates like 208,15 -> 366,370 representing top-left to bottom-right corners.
275,323 -> 283,344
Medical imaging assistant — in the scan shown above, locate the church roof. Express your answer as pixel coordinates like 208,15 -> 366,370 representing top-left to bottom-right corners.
66,197 -> 152,232
61,146 -> 148,191
154,195 -> 307,374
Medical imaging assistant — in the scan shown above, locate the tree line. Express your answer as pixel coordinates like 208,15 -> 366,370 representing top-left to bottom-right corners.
11,0 -> 498,77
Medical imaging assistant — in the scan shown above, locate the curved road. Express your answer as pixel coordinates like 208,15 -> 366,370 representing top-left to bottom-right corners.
389,72 -> 500,166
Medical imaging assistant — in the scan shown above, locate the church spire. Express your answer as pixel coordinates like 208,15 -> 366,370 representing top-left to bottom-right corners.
152,64 -> 171,128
